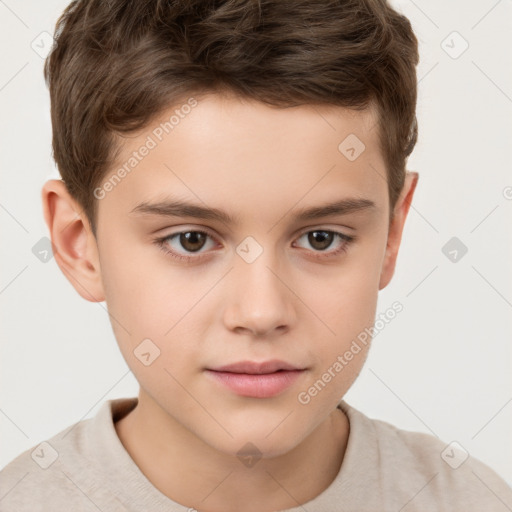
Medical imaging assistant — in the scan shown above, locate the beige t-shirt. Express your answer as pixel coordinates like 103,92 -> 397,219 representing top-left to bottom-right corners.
1,397 -> 511,511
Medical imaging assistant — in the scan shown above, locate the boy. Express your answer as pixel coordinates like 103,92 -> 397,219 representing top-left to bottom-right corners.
1,0 -> 511,511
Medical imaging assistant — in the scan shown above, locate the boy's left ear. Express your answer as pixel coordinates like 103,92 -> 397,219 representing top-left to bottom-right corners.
379,171 -> 419,290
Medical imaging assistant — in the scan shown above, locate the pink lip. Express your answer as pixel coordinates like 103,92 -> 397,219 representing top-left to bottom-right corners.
210,359 -> 303,374
205,360 -> 306,398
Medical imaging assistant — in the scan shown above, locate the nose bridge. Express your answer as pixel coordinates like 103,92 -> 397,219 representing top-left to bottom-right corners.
224,239 -> 295,335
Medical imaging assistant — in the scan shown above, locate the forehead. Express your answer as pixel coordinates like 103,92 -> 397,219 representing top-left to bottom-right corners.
99,93 -> 387,224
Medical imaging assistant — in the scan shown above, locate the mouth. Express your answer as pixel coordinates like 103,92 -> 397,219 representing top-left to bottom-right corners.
208,359 -> 305,374
205,360 -> 307,398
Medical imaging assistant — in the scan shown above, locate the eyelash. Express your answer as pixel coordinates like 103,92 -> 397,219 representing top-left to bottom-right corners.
154,228 -> 356,263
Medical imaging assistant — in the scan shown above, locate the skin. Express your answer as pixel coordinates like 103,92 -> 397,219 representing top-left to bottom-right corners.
42,91 -> 418,512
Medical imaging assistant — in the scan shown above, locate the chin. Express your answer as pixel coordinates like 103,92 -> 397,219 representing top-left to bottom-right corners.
203,425 -> 307,462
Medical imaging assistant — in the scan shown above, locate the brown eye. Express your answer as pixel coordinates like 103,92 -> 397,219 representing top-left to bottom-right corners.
307,230 -> 335,251
156,229 -> 217,261
294,229 -> 355,259
179,231 -> 208,252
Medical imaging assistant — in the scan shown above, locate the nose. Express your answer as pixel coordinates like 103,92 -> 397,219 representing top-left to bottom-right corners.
223,252 -> 296,337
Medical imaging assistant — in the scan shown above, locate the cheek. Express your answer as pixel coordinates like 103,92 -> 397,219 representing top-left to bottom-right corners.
296,285 -> 375,412
96,228 -> 214,378
299,248 -> 381,390
100,233 -> 201,327
311,257 -> 381,338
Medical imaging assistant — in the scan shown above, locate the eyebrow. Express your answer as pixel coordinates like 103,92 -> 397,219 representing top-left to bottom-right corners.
129,196 -> 376,225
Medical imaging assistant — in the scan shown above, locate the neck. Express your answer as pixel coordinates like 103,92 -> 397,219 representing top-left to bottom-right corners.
115,390 -> 349,512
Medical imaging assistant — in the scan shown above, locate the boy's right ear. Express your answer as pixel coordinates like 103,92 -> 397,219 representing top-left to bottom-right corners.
41,179 -> 105,303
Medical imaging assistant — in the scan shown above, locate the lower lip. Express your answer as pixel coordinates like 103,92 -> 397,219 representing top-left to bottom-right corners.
205,369 -> 305,398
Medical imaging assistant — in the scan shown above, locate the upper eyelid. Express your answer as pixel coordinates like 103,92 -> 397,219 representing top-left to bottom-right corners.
160,223 -> 353,239
159,226 -> 352,249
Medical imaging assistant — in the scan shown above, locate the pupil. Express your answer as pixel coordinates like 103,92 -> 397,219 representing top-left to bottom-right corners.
309,231 -> 332,250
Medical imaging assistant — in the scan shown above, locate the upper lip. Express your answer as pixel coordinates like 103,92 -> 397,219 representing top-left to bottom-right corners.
208,360 -> 304,374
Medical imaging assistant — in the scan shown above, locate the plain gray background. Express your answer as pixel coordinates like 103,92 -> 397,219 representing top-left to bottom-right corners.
1,0 -> 511,490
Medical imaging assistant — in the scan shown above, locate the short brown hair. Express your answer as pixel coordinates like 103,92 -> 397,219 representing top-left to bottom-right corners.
44,0 -> 419,236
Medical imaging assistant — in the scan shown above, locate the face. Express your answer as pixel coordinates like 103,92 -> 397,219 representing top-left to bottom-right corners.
45,92 -> 417,459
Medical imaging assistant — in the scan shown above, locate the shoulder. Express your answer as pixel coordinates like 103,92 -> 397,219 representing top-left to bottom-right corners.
339,401 -> 512,511
0,422 -> 94,511
0,399 -> 134,512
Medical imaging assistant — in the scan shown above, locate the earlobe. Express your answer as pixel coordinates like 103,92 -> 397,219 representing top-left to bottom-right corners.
41,179 -> 105,303
378,171 -> 419,290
